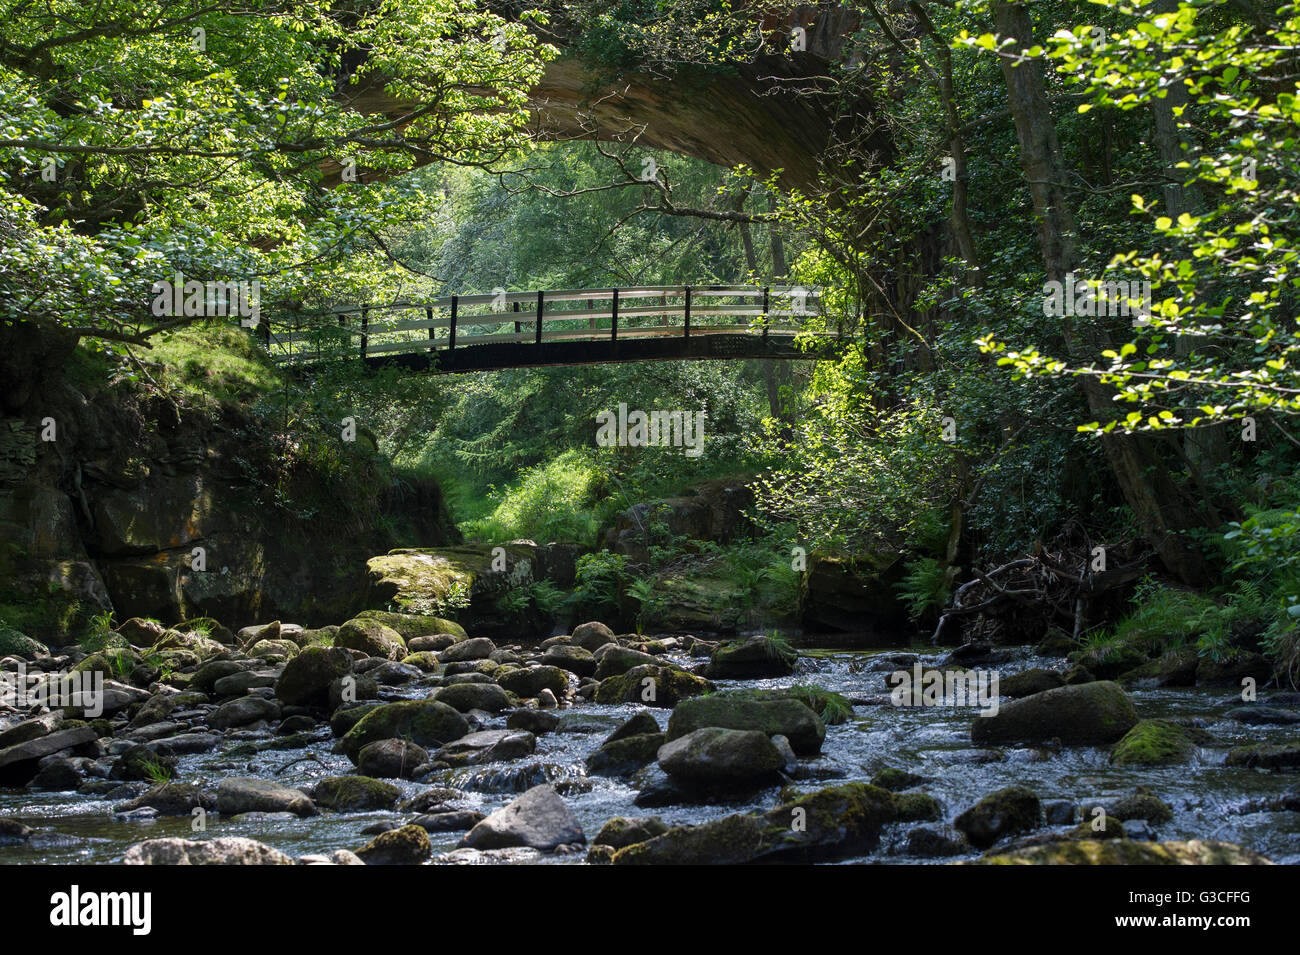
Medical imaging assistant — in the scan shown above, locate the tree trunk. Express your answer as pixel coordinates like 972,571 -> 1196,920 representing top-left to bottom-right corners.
994,1 -> 1214,585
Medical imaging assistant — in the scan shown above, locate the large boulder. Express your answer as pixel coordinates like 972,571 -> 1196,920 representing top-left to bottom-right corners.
356,739 -> 430,778
971,681 -> 1138,745
1110,719 -> 1204,767
459,784 -> 585,851
667,694 -> 826,756
124,837 -> 294,865
335,618 -> 407,660
339,700 -> 468,760
355,824 -> 432,865
275,645 -> 354,707
954,786 -> 1041,848
587,733 -> 666,777
353,610 -> 467,641
656,727 -> 785,785
1225,741 -> 1300,770
703,635 -> 797,679
612,783 -> 897,864
215,777 -> 317,817
594,647 -> 661,680
498,665 -> 570,699
594,664 -> 714,708
539,645 -> 597,677
571,621 -> 617,652
312,776 -> 402,811
209,694 -> 280,729
433,681 -> 511,713
0,725 -> 99,786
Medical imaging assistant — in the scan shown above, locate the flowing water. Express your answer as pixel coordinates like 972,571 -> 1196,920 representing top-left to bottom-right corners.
3,642 -> 1299,865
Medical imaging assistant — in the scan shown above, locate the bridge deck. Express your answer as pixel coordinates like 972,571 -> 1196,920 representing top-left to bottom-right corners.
264,284 -> 837,372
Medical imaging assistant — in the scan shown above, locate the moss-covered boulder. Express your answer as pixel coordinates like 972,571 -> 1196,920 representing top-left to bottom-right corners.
999,668 -> 1065,698
571,621 -> 617,652
73,647 -> 140,678
497,665 -> 570,699
356,738 -> 430,778
593,646 -> 662,680
667,693 -> 826,756
355,824 -> 432,865
894,792 -> 943,822
539,644 -> 597,677
275,645 -> 353,708
966,839 -> 1273,865
1104,788 -> 1174,824
586,733 -> 665,777
433,681 -> 511,713
703,635 -> 797,679
1119,649 -> 1200,688
334,618 -> 406,660
114,617 -> 165,648
311,775 -> 401,811
1111,719 -> 1203,767
1225,741 -> 1300,770
657,727 -> 785,784
339,700 -> 468,759
954,786 -> 1041,848
594,664 -> 714,708
399,650 -> 440,672
971,680 -> 1138,746
593,816 -> 670,849
248,638 -> 300,660
1197,651 -> 1274,687
611,782 -> 897,865
354,609 -> 467,640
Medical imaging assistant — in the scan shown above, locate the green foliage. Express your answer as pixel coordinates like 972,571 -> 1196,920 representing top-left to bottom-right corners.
571,551 -> 629,622
460,449 -> 602,544
895,557 -> 953,622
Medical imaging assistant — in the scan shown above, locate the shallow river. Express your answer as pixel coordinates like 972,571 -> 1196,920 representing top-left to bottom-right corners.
3,644 -> 1298,864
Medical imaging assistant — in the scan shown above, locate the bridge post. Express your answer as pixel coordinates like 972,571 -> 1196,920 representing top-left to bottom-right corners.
535,290 -> 544,344
426,306 -> 435,352
513,300 -> 520,336
762,286 -> 770,343
683,285 -> 691,338
449,295 -> 457,350
360,307 -> 369,357
610,288 -> 618,341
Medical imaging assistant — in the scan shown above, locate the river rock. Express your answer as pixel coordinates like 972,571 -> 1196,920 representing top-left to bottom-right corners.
1110,719 -> 1203,766
212,669 -> 279,697
433,681 -> 511,713
210,694 -> 281,729
216,777 -> 316,817
459,784 -> 585,850
954,786 -> 1041,848
505,709 -> 559,734
657,726 -> 785,784
999,668 -> 1065,698
703,635 -> 797,679
571,621 -> 616,652
339,700 -> 468,759
411,810 -> 486,832
335,618 -> 407,660
666,694 -> 826,756
1226,705 -> 1300,726
312,775 -> 401,811
275,646 -> 354,707
109,745 -> 177,782
593,647 -> 661,679
594,664 -> 714,708
613,782 -> 896,864
124,836 -> 294,865
436,729 -> 536,765
593,816 -> 670,849
354,824 -> 433,865
1225,741 -> 1300,770
971,680 -> 1137,745
498,665 -> 569,699
0,726 -> 98,787
587,733 -> 665,777
113,783 -> 215,816
539,645 -> 597,677
439,637 -> 496,662
356,738 -> 430,778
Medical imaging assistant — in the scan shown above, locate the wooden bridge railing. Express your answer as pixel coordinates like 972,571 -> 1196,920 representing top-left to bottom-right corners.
263,284 -> 823,364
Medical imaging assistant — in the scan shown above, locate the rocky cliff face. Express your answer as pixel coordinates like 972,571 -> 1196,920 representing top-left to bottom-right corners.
0,322 -> 458,645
